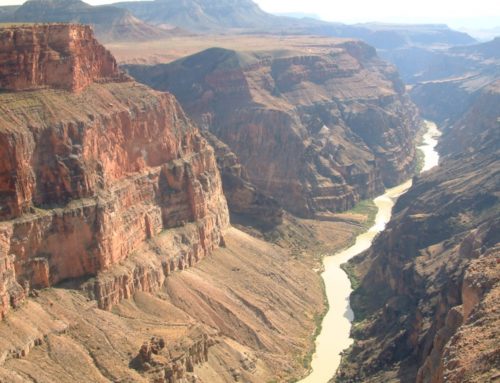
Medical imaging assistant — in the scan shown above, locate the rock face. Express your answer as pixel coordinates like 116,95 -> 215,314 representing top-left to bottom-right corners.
385,36 -> 499,85
126,42 -> 419,217
0,24 -> 229,319
0,224 -> 331,383
337,78 -> 500,382
202,131 -> 283,229
0,24 -> 121,92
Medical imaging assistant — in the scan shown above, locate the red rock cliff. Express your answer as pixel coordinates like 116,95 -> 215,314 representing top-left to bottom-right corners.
0,24 -> 229,319
126,42 -> 419,217
0,24 -> 121,92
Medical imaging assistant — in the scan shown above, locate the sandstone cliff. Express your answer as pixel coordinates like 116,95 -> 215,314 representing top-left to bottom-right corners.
336,79 -> 500,382
126,42 -> 419,217
0,24 -> 229,320
0,24 -> 122,92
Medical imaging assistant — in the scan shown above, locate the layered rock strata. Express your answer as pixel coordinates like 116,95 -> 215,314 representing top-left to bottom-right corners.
202,131 -> 283,229
0,224 -> 329,382
126,41 -> 419,217
0,24 -> 123,92
0,24 -> 229,319
337,79 -> 500,382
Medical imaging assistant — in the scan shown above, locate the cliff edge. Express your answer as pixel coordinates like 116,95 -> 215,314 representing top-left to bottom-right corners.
0,24 -> 124,92
0,23 -> 229,319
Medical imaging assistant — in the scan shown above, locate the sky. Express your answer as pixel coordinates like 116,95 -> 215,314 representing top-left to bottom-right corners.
257,0 -> 500,29
0,0 -> 499,29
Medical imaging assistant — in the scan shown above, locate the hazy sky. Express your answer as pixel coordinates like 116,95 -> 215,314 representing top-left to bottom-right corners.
0,0 -> 499,29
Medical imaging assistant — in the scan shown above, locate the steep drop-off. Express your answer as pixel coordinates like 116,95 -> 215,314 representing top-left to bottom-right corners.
0,23 -> 123,92
202,131 -> 284,229
0,23 -> 229,319
337,78 -> 500,382
127,41 -> 420,217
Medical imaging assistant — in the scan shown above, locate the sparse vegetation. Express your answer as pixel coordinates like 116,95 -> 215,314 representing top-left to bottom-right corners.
340,262 -> 360,290
346,199 -> 378,229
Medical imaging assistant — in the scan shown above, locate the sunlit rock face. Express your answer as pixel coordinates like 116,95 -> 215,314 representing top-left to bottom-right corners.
0,24 -> 122,92
0,24 -> 229,319
126,40 -> 420,217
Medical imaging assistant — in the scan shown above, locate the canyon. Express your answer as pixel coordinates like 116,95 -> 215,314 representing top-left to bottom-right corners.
301,120 -> 441,383
0,22 -> 382,383
0,2 -> 498,382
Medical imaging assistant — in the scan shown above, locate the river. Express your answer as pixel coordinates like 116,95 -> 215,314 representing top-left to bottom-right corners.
299,120 -> 441,383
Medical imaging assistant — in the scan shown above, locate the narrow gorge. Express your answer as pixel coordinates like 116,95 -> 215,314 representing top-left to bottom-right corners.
336,73 -> 500,383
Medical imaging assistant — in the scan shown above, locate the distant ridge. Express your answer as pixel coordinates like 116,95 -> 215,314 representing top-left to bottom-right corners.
113,0 -> 281,31
0,0 -> 177,42
113,0 -> 475,49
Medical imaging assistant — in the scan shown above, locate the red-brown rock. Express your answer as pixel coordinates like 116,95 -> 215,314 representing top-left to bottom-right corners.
0,24 -> 229,319
126,42 -> 419,217
0,24 -> 121,93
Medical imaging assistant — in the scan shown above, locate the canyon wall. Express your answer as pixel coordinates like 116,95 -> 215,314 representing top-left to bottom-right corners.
0,24 -> 122,92
202,131 -> 283,229
126,41 -> 419,217
0,24 -> 229,320
337,78 -> 500,382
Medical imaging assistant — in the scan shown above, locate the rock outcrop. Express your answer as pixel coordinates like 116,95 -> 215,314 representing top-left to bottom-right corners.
0,24 -> 122,92
0,24 -> 229,319
336,78 -> 500,382
132,327 -> 212,382
126,41 -> 419,217
0,223 -> 333,383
